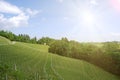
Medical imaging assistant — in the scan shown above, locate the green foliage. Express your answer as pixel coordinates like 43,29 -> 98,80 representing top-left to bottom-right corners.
0,63 -> 10,75
49,39 -> 102,60
0,30 -> 56,45
0,37 -> 119,80
0,63 -> 24,80
0,30 -> 39,44
17,34 -> 31,42
0,31 -> 120,79
0,30 -> 31,43
37,37 -> 55,45
30,37 -> 37,44
111,52 -> 120,67
49,39 -> 120,76
102,42 -> 120,75
103,42 -> 119,53
0,30 -> 16,41
49,40 -> 69,56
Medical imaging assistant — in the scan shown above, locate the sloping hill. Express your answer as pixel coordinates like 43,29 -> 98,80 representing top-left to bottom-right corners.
0,36 -> 11,44
51,54 -> 119,80
18,42 -> 49,52
0,37 -> 119,80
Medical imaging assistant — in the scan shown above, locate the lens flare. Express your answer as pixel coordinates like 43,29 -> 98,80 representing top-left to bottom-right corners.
110,0 -> 120,12
82,11 -> 95,26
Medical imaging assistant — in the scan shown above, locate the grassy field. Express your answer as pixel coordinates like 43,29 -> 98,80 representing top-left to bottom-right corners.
0,36 -> 119,80
0,36 -> 11,44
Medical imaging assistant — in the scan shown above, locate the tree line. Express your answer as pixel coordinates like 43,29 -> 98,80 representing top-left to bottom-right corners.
0,30 -> 55,44
49,38 -> 120,76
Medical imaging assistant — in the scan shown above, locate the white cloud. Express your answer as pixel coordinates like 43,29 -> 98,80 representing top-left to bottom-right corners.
0,13 -> 29,29
0,0 -> 22,14
9,13 -> 29,27
0,0 -> 39,30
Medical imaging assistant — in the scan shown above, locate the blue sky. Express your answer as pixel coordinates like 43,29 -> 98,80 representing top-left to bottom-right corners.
0,0 -> 120,42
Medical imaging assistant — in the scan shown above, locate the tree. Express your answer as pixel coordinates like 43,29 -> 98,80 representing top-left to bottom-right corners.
102,41 -> 120,75
0,30 -> 16,41
61,37 -> 69,42
103,42 -> 119,53
30,37 -> 37,43
37,37 -> 55,45
49,40 -> 69,56
0,30 -> 34,44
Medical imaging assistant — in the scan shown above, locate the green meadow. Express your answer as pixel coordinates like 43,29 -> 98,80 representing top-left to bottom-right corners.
0,36 -> 119,80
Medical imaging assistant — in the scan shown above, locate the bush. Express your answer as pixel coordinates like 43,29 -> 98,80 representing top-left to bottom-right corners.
49,40 -> 69,56
0,63 -> 24,80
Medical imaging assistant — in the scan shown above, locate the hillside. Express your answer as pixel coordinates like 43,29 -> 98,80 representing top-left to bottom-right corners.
0,36 -> 11,44
0,36 -> 119,80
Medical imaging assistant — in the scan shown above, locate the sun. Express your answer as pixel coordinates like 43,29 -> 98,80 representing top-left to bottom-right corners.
82,11 -> 95,25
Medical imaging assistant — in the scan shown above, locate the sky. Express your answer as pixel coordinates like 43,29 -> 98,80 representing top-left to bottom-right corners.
0,0 -> 120,42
